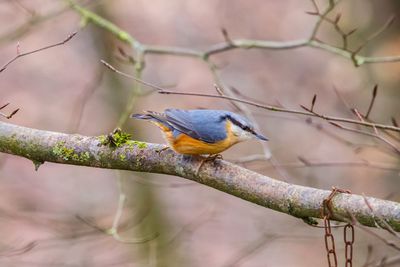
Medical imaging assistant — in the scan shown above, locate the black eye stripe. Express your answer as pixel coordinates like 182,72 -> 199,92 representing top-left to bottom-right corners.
224,115 -> 254,132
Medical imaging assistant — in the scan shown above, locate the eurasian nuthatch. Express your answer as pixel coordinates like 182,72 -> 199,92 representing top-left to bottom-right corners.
131,109 -> 268,155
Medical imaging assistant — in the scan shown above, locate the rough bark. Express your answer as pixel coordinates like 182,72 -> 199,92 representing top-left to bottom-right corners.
0,121 -> 399,231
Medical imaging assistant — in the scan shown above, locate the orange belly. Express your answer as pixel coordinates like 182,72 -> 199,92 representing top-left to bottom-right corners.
170,133 -> 234,154
152,121 -> 238,155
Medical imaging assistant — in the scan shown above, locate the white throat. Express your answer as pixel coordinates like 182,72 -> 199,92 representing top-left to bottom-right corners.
230,123 -> 254,141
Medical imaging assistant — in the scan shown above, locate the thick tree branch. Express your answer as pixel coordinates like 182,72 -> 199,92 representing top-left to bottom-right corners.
0,121 -> 399,231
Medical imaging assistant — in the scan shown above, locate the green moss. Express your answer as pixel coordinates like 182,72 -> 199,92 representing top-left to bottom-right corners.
119,153 -> 126,161
131,140 -> 147,149
112,130 -> 131,147
81,151 -> 90,161
52,141 -> 90,162
53,142 -> 74,160
97,135 -> 108,145
98,129 -> 132,148
98,129 -> 148,151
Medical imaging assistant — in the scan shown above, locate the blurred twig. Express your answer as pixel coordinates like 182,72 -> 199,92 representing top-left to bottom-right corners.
233,155 -> 400,172
365,85 -> 378,119
328,120 -> 400,155
0,31 -> 77,73
0,6 -> 66,45
0,241 -> 36,257
69,0 -> 400,71
68,67 -> 104,132
101,60 -> 400,134
222,233 -> 275,267
299,106 -> 400,155
0,103 -> 19,119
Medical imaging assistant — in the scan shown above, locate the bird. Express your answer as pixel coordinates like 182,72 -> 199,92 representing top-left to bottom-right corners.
131,109 -> 268,155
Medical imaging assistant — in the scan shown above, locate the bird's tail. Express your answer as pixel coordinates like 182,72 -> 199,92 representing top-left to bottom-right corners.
131,110 -> 167,123
130,113 -> 151,120
131,111 -> 172,131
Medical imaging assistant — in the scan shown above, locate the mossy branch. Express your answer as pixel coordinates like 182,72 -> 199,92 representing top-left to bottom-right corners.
0,121 -> 399,231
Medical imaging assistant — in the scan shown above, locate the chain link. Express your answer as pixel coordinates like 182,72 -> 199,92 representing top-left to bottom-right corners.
344,224 -> 355,267
323,215 -> 338,267
321,187 -> 354,267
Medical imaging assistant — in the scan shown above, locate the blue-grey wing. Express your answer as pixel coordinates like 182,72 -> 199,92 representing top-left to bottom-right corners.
165,109 -> 228,143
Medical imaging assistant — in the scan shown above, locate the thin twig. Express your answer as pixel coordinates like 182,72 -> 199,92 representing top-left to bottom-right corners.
349,213 -> 400,252
309,0 -> 338,40
328,121 -> 400,155
311,94 -> 317,112
67,67 -> 104,132
101,60 -> 400,133
363,194 -> 400,239
233,155 -> 400,172
101,60 -> 163,92
0,103 -> 19,119
365,85 -> 378,119
0,31 -> 77,73
70,1 -> 400,67
300,104 -> 400,133
353,15 -> 396,55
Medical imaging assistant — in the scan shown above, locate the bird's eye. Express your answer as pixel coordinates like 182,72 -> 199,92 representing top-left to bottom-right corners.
245,126 -> 256,134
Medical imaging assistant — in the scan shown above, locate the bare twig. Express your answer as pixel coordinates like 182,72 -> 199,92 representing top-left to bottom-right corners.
70,0 -> 400,68
221,233 -> 275,267
0,103 -> 19,119
332,85 -> 357,118
68,67 -> 104,132
353,15 -> 395,55
101,60 -> 163,92
308,0 -> 338,40
101,60 -> 400,133
0,31 -> 77,73
311,94 -> 317,112
307,0 -> 395,67
0,241 -> 36,257
0,103 -> 10,110
9,0 -> 36,17
328,121 -> 400,155
365,85 -> 378,119
392,117 -> 399,128
350,213 -> 400,252
233,156 -> 400,172
221,28 -> 233,44
363,194 -> 400,239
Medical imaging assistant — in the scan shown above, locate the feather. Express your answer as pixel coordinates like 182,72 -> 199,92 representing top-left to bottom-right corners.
165,109 -> 228,143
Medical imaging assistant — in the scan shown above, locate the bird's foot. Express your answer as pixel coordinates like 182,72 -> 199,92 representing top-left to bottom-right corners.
195,154 -> 223,175
156,146 -> 170,154
207,154 -> 223,161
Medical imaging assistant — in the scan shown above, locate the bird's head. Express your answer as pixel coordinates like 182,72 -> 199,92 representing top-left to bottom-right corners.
225,113 -> 268,142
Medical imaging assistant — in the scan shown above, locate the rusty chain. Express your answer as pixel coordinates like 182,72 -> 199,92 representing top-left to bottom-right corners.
321,187 -> 354,267
323,215 -> 338,267
344,224 -> 355,267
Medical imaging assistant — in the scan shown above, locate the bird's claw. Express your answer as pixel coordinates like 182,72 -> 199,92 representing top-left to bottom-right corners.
195,154 -> 222,175
156,146 -> 170,154
207,154 -> 223,161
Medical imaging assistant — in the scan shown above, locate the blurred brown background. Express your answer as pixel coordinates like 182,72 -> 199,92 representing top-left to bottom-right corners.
0,0 -> 399,266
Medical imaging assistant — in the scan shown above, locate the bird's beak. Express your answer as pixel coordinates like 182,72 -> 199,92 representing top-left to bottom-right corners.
254,132 -> 268,141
